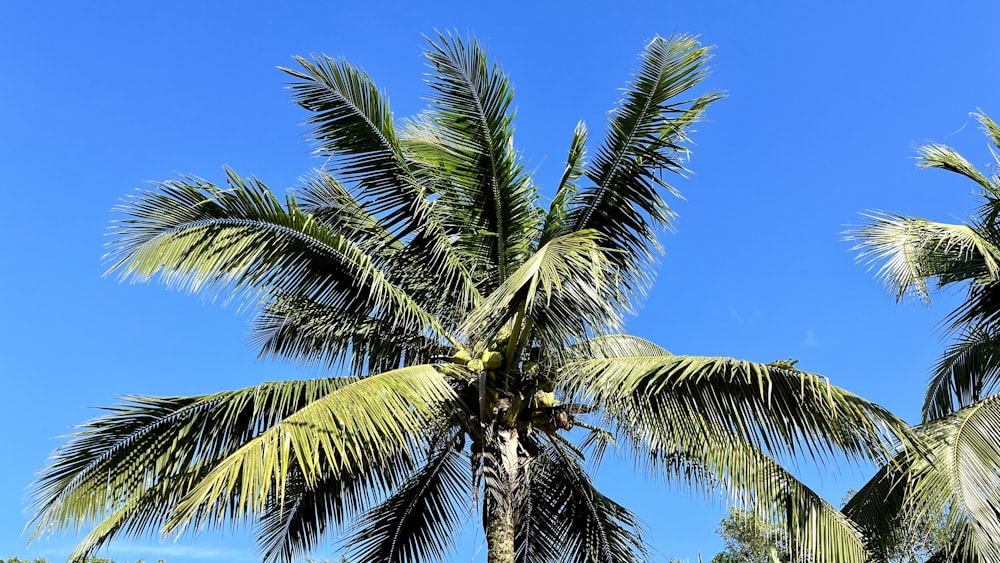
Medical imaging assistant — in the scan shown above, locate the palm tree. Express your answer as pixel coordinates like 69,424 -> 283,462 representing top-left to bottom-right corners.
847,111 -> 1000,562
29,33 -> 910,563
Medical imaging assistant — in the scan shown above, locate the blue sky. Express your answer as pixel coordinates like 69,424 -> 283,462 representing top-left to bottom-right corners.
3,1 -> 999,561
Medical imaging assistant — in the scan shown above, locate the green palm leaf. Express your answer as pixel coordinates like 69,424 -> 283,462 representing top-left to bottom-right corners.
924,324 -> 1000,420
282,57 -> 479,311
462,230 -> 624,351
295,171 -> 405,264
916,114 -> 1000,199
918,142 -> 996,195
540,121 -> 588,246
567,355 -> 909,463
565,334 -> 670,360
281,54 -> 421,232
842,460 -> 912,561
64,466 -> 215,562
251,293 -> 450,375
567,355 -> 902,562
567,35 -> 722,303
610,403 -> 873,562
165,365 -> 456,535
294,172 -> 478,326
910,396 -> 1000,562
850,213 -> 1000,303
541,437 -> 648,563
346,437 -> 467,562
682,426 -> 872,563
848,395 -> 1000,562
28,379 -> 356,556
513,442 -> 565,563
419,31 -> 539,291
107,171 -> 458,350
255,453 -> 415,563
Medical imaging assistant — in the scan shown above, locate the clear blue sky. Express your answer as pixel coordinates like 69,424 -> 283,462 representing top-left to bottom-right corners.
3,1 -> 999,561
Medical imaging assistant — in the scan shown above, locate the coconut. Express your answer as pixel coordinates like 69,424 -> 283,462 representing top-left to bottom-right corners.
552,408 -> 571,430
481,350 -> 503,370
467,359 -> 485,372
534,391 -> 558,408
491,328 -> 513,350
522,361 -> 539,375
453,350 -> 472,365
539,380 -> 555,392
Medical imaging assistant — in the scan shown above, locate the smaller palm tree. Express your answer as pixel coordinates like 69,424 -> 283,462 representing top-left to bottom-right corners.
848,111 -> 1000,562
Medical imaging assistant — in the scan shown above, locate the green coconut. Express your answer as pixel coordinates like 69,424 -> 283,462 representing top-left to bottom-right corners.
487,330 -> 511,353
534,390 -> 559,408
539,380 -> 555,392
467,358 -> 485,372
453,350 -> 472,365
522,361 -> 539,375
481,350 -> 503,370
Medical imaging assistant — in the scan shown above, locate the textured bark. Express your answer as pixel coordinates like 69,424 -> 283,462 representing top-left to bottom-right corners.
485,503 -> 516,563
484,425 -> 520,563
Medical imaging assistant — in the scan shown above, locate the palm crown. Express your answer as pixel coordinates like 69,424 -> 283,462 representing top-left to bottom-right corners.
847,112 -> 1000,562
30,33 -> 910,563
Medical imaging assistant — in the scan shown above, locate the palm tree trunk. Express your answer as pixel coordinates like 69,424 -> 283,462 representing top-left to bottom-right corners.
484,425 -> 520,563
485,500 -> 516,563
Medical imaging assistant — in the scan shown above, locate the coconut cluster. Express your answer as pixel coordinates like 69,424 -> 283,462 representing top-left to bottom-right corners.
451,348 -> 504,373
450,332 -> 510,373
449,332 -> 570,431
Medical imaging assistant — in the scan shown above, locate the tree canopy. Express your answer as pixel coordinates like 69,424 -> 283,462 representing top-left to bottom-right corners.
28,33 -> 912,563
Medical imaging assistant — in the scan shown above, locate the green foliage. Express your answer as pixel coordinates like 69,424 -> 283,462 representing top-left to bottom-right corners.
710,508 -> 789,563
28,33 -> 912,563
850,111 -> 1000,562
841,488 -> 948,563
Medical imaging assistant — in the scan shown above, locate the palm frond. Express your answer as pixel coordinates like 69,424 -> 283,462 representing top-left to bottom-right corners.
255,453 -> 415,563
515,437 -> 647,563
295,171 -> 405,263
106,171 -> 458,350
251,293 -> 450,376
917,112 -> 1000,203
282,58 -> 480,311
164,365 -> 456,535
973,110 -> 1000,152
849,395 -> 1000,563
294,169 -> 480,327
281,54 -> 416,232
346,437 -> 467,562
63,465 -> 220,562
617,409 -> 874,562
541,121 -> 588,245
924,324 -> 1000,421
28,379 -> 355,550
419,31 -> 539,291
567,34 -> 721,304
566,355 -> 910,467
945,280 -> 1000,338
849,212 -> 1000,303
695,428 -> 872,563
570,355 -> 907,562
841,462 -> 909,561
564,334 -> 670,360
461,230 -> 624,351
918,143 -> 996,196
910,395 -> 1000,562
914,112 -> 1000,203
